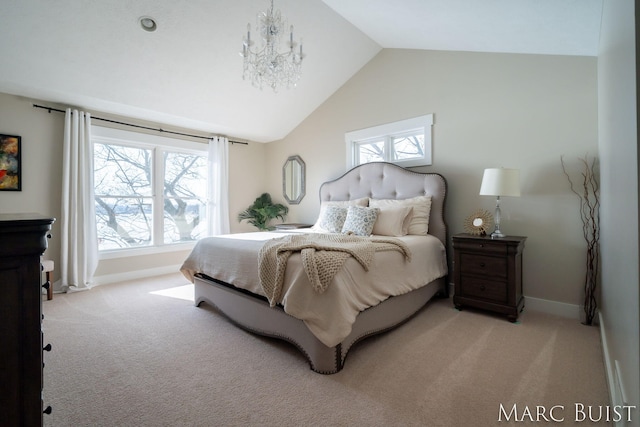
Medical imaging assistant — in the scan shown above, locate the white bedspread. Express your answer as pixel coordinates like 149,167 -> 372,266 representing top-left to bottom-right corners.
180,230 -> 447,347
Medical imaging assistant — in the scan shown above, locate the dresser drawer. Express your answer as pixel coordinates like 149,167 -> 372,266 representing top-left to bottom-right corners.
460,276 -> 507,303
459,253 -> 507,279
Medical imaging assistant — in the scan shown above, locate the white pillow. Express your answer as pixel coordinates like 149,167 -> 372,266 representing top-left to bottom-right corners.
369,196 -> 432,235
372,206 -> 414,237
341,206 -> 379,236
316,205 -> 348,233
312,197 -> 369,231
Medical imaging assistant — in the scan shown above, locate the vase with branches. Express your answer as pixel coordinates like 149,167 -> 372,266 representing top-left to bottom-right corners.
561,155 -> 600,325
238,193 -> 288,231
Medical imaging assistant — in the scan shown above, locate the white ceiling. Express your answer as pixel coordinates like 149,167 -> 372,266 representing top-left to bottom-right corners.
324,0 -> 603,55
0,0 -> 602,143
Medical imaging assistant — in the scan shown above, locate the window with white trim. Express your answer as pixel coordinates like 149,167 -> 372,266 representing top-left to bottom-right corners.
92,126 -> 208,253
346,114 -> 433,168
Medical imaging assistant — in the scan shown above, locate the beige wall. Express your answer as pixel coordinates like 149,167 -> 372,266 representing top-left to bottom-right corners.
0,92 -> 268,282
598,0 -> 639,416
266,49 -> 598,307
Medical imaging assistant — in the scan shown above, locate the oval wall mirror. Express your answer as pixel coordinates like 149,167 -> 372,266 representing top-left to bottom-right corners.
283,155 -> 306,204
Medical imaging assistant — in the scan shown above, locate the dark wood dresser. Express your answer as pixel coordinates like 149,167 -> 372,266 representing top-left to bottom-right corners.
452,233 -> 526,322
0,214 -> 55,426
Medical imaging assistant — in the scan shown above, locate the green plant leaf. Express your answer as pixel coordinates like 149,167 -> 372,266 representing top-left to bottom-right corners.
237,193 -> 288,231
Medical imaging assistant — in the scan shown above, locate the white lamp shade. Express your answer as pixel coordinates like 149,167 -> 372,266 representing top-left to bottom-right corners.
479,168 -> 520,197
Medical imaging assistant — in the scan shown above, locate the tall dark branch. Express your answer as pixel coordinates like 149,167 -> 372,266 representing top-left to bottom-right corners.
561,155 -> 600,325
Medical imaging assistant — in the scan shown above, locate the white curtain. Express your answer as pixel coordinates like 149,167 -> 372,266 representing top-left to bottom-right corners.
207,136 -> 230,235
60,109 -> 99,291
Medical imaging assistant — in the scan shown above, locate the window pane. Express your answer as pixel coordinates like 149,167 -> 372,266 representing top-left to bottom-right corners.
356,140 -> 385,164
164,199 -> 207,244
164,152 -> 207,199
95,197 -> 152,250
392,134 -> 425,161
94,144 -> 152,196
163,152 -> 208,244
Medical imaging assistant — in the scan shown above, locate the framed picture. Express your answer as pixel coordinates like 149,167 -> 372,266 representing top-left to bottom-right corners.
0,134 -> 21,191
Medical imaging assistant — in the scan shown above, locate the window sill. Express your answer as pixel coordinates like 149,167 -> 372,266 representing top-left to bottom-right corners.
99,242 -> 196,260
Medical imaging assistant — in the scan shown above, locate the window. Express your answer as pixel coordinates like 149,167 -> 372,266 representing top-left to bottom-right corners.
346,114 -> 433,168
92,126 -> 208,254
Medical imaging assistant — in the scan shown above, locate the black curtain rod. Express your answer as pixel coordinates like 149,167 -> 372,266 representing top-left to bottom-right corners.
32,104 -> 248,145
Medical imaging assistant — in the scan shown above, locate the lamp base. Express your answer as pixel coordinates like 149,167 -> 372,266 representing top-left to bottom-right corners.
491,230 -> 506,239
491,198 -> 505,238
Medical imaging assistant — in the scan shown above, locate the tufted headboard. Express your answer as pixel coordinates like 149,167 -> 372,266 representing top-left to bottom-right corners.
318,162 -> 447,247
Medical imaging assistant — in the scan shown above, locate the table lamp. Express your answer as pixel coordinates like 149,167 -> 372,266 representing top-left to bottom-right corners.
479,168 -> 520,238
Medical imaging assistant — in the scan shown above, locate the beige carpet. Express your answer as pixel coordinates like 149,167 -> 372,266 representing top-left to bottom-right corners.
42,273 -> 610,426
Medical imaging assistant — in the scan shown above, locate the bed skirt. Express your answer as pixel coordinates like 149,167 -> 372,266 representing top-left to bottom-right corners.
194,273 -> 445,374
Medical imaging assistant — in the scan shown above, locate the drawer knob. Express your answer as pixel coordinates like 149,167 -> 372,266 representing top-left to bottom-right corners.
44,343 -> 52,352
480,285 -> 486,291
479,262 -> 486,268
43,406 -> 52,415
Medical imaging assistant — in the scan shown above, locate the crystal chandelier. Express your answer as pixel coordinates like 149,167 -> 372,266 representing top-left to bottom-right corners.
240,0 -> 304,91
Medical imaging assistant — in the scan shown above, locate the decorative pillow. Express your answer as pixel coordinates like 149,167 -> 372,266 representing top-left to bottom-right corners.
312,197 -> 369,231
341,206 -> 379,236
369,195 -> 432,235
372,206 -> 414,237
316,205 -> 348,233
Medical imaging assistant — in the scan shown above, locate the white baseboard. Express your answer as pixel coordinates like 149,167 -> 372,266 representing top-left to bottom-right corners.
599,313 -> 631,427
92,264 -> 183,286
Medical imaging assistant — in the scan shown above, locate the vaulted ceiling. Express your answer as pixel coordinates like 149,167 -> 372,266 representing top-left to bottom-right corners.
0,0 -> 602,143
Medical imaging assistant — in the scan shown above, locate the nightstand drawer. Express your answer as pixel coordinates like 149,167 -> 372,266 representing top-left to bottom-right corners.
459,253 -> 507,279
454,240 -> 507,255
460,276 -> 507,303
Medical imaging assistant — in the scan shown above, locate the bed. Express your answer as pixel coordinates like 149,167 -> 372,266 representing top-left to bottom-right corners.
181,162 -> 448,374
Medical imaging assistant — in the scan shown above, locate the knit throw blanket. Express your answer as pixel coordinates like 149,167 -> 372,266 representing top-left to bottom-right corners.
258,233 -> 412,307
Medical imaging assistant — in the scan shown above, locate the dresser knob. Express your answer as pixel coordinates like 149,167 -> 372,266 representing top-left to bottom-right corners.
43,406 -> 52,415
480,285 -> 486,291
479,262 -> 486,268
43,343 -> 52,352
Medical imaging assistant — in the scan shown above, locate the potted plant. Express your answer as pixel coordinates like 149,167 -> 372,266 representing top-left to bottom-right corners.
238,193 -> 288,231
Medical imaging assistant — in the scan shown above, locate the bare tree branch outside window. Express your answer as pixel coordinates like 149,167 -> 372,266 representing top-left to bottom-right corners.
94,143 -> 207,250
356,134 -> 424,165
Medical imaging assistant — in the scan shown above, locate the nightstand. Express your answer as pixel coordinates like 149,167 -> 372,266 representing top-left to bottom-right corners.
452,233 -> 526,322
274,223 -> 312,230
